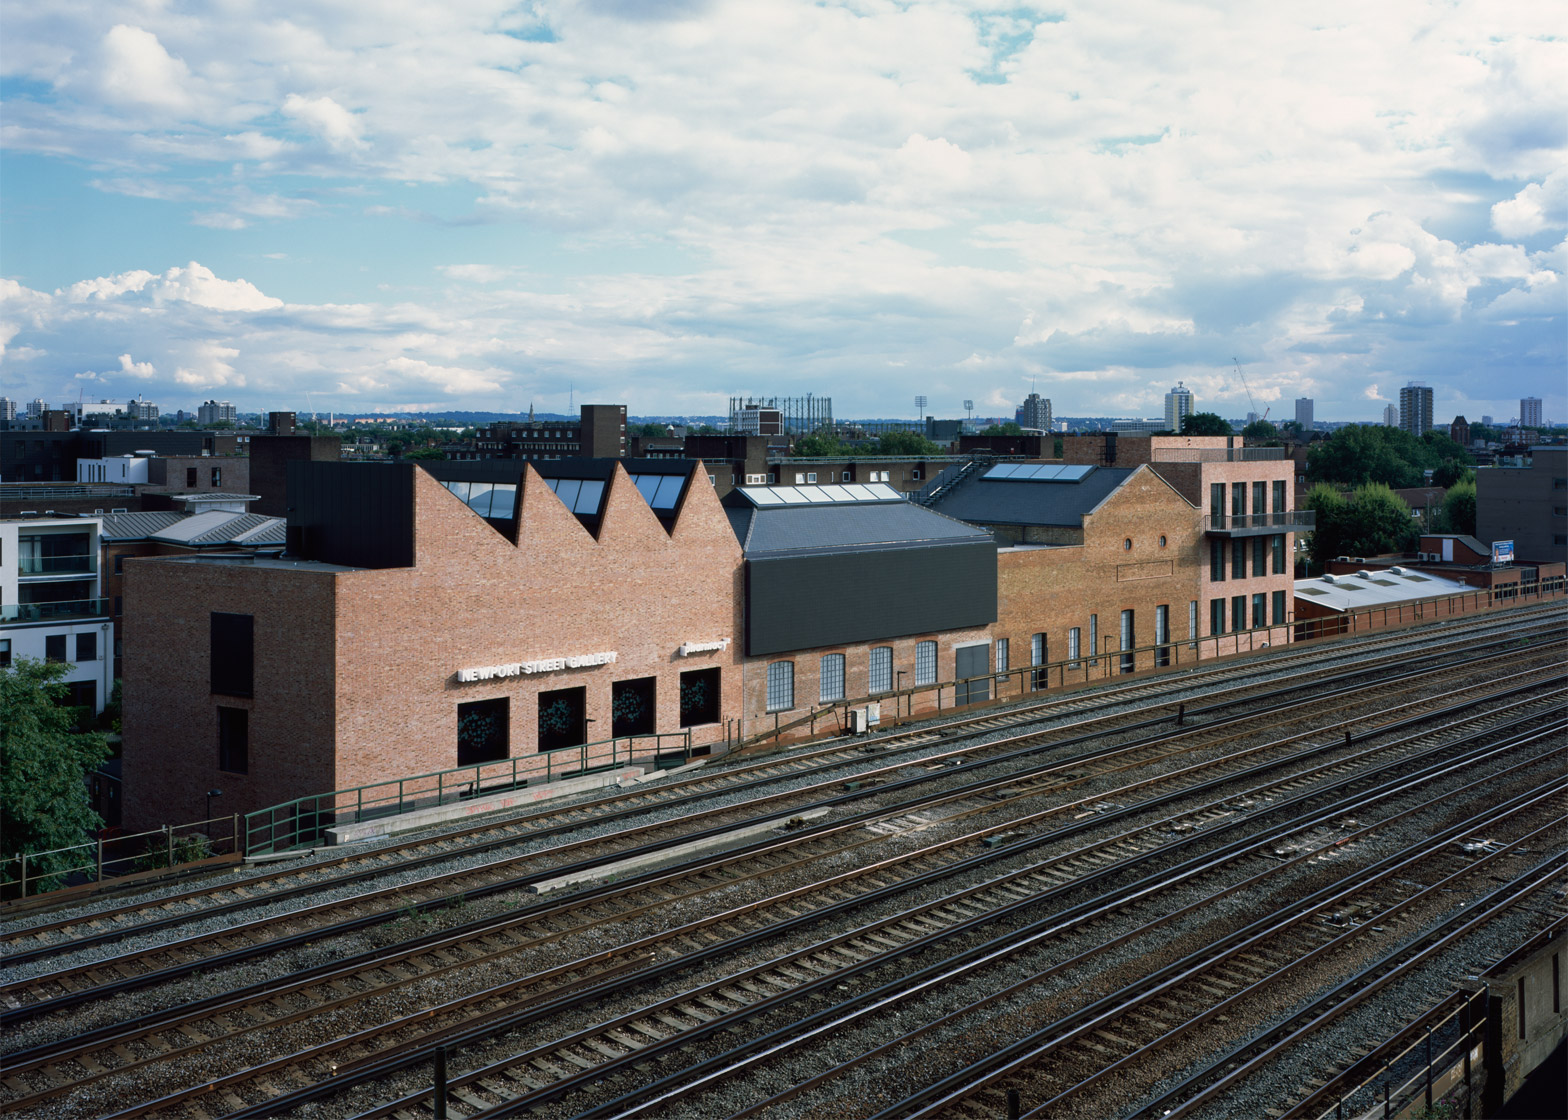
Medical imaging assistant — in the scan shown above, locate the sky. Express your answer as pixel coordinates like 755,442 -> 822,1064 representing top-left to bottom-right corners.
1,0 -> 1563,425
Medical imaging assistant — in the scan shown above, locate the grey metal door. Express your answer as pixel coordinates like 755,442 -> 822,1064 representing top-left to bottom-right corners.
955,644 -> 990,705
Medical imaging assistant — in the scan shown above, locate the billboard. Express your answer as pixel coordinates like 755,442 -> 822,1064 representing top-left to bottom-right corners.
1491,540 -> 1514,565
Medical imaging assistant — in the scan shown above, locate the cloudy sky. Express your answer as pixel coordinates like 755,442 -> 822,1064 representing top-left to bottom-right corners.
2,1 -> 1563,424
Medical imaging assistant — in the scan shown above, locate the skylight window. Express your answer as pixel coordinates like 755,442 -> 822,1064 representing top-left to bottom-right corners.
733,482 -> 903,507
981,463 -> 1096,482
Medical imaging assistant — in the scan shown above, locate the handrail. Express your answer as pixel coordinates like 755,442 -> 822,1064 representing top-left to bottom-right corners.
1,816 -> 241,900
243,728 -> 695,854
1,598 -> 109,622
1206,510 -> 1316,530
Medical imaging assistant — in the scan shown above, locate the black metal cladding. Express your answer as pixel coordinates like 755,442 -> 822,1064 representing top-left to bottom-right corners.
286,461 -> 414,568
745,540 -> 997,657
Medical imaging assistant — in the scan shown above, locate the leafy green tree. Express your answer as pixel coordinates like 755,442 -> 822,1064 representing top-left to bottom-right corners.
1438,481 -> 1477,536
791,432 -> 842,457
1279,420 -> 1305,437
980,422 -> 1024,435
1431,461 -> 1475,488
1307,425 -> 1424,488
1,660 -> 110,892
1182,412 -> 1232,436
1242,419 -> 1280,442
1303,483 -> 1350,567
404,447 -> 446,460
875,430 -> 941,456
1305,482 -> 1418,565
632,422 -> 669,437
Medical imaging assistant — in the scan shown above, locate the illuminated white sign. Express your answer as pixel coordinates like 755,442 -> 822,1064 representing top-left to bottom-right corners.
678,639 -> 731,656
457,651 -> 617,682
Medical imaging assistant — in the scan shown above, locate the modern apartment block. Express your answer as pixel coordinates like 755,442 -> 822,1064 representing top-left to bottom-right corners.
1164,383 -> 1194,433
1399,383 -> 1433,436
1519,397 -> 1542,429
0,515 -> 113,713
1476,446 -> 1568,562
1295,398 -> 1313,429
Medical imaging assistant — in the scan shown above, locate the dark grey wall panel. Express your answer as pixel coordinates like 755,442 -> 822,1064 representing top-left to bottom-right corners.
286,461 -> 414,569
746,541 -> 997,656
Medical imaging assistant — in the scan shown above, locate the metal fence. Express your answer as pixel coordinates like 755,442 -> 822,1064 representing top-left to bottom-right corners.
1,815 -> 240,899
244,728 -> 696,854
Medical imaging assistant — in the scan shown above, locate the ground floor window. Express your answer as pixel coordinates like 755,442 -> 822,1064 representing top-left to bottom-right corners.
1030,632 -> 1046,690
1155,605 -> 1170,667
536,687 -> 585,752
995,638 -> 1009,675
766,661 -> 795,712
0,638 -> 9,667
218,706 -> 249,773
914,640 -> 937,687
1272,590 -> 1287,626
45,633 -> 66,662
679,667 -> 720,727
611,676 -> 657,737
819,653 -> 846,702
1252,593 -> 1266,629
1211,597 -> 1226,635
1067,627 -> 1081,668
868,646 -> 893,693
458,696 -> 510,763
1119,609 -> 1135,674
1188,600 -> 1198,647
76,632 -> 96,662
1231,595 -> 1247,632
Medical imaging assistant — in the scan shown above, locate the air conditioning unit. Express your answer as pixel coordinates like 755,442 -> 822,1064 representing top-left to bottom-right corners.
848,708 -> 869,735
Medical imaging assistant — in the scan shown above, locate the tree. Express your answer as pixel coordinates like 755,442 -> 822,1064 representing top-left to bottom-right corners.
1241,419 -> 1280,442
632,422 -> 669,437
1431,461 -> 1475,488
791,432 -> 842,457
1,660 -> 110,892
875,430 -> 941,456
1304,482 -> 1418,566
1279,420 -> 1305,437
980,422 -> 1024,436
1438,481 -> 1477,536
1182,412 -> 1232,436
1307,425 -> 1424,488
404,447 -> 446,460
1303,483 -> 1350,567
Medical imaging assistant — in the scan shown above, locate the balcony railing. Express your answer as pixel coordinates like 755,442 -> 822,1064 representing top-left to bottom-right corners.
1153,447 -> 1286,462
1,598 -> 109,623
18,554 -> 95,576
1207,510 -> 1315,531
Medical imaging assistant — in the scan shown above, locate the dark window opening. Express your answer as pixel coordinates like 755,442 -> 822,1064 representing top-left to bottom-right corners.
186,467 -> 198,487
76,632 -> 96,662
0,639 -> 10,667
218,706 -> 249,773
211,612 -> 254,697
679,667 -> 721,727
458,697 -> 510,764
45,633 -> 67,662
611,676 -> 657,737
537,686 -> 587,752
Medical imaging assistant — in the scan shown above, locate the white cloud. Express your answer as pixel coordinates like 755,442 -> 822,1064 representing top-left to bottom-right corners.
282,93 -> 365,151
96,25 -> 193,112
1492,169 -> 1568,239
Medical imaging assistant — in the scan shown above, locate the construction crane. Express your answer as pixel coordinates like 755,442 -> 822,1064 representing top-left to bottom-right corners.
1233,358 -> 1268,422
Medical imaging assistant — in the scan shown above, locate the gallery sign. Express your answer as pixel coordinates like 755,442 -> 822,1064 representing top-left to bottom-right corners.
457,651 -> 618,682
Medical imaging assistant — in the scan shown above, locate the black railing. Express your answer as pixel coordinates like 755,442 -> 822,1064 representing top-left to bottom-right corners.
1207,510 -> 1316,531
1,598 -> 109,622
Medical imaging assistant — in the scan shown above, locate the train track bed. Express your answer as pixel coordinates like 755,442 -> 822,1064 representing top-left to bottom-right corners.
8,665 -> 1560,1118
3,603 -> 1555,953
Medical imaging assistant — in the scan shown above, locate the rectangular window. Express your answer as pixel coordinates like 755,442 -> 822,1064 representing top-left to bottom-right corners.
869,646 -> 893,693
806,472 -> 817,483
76,632 -> 96,662
1030,632 -> 1046,690
114,596 -> 122,617
1067,627 -> 1081,668
457,697 -> 510,763
45,634 -> 67,662
1210,538 -> 1226,582
912,469 -> 922,480
679,667 -> 720,727
217,706 -> 249,773
211,612 -> 255,698
914,640 -> 937,686
1231,483 -> 1246,518
186,467 -> 198,488
819,653 -> 846,702
1253,536 -> 1266,576
1272,480 -> 1286,515
114,554 -> 125,574
0,639 -> 9,667
611,677 -> 657,737
1089,614 -> 1098,665
766,661 -> 795,711
537,687 -> 586,752
842,472 -> 851,482
1232,595 -> 1247,631
1119,610 -> 1135,674
1272,534 -> 1286,575
1272,590 -> 1287,625
794,473 -> 805,484
1211,598 -> 1227,636
995,638 -> 1009,675
1233,539 -> 1247,579
211,467 -> 221,486
1188,600 -> 1198,646
1155,605 -> 1170,667
1210,481 -> 1225,527
1252,593 -> 1266,628
1252,481 -> 1266,524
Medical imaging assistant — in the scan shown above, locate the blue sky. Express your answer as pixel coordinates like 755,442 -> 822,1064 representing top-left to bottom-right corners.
2,1 -> 1563,424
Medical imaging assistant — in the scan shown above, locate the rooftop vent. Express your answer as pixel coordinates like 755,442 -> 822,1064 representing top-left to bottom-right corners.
1389,566 -> 1407,575
1321,574 -> 1338,583
1356,570 -> 1373,579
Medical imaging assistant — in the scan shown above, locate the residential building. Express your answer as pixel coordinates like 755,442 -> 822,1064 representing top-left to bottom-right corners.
1450,416 -> 1470,446
1399,383 -> 1433,436
0,398 -> 15,423
1520,397 -> 1542,429
126,398 -> 159,423
27,399 -> 46,420
197,400 -> 238,426
1164,383 -> 1194,433
1295,398 -> 1314,429
1019,393 -> 1052,432
1383,404 -> 1399,428
1,515 -> 113,714
1476,446 -> 1568,563
473,404 -> 628,461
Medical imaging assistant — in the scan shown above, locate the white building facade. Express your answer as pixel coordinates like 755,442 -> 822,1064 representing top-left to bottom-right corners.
1,516 -> 113,713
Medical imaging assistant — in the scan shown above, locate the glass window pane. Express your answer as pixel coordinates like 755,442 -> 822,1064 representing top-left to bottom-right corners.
819,654 -> 845,702
634,475 -> 661,503
915,641 -> 937,686
653,475 -> 684,507
553,479 -> 581,510
491,484 -> 517,518
445,481 -> 471,503
869,647 -> 892,692
468,484 -> 495,517
574,479 -> 604,513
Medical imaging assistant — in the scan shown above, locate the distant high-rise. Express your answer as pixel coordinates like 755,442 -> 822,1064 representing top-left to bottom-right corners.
1295,398 -> 1314,430
126,397 -> 159,422
27,398 -> 46,419
198,399 -> 238,426
1398,382 -> 1433,437
1383,403 -> 1399,428
1520,396 -> 1542,428
1164,382 -> 1194,433
1481,415 -> 1493,426
1018,392 -> 1052,431
0,397 -> 15,422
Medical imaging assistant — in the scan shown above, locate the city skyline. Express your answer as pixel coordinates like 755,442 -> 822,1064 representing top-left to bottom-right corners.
1,2 -> 1563,423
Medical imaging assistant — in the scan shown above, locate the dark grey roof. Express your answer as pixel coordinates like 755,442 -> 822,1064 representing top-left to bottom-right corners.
99,511 -> 186,540
927,467 -> 1137,527
728,500 -> 993,558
